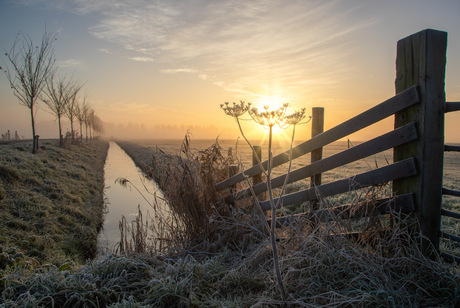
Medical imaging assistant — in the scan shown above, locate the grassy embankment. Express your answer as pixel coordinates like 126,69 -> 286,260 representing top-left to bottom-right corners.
0,139 -> 108,265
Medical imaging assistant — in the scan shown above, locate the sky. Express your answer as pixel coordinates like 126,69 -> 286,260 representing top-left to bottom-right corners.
1,0 -> 460,143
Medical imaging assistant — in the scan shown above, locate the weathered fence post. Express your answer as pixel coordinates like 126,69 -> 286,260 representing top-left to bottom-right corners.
252,145 -> 264,194
252,145 -> 268,212
393,29 -> 447,256
310,107 -> 324,211
228,165 -> 238,205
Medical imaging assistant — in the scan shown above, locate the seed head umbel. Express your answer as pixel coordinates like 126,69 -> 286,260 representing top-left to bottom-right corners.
220,101 -> 252,118
282,107 -> 309,126
248,103 -> 289,127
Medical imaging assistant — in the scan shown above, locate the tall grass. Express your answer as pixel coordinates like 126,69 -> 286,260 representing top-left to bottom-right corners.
116,132 -> 253,256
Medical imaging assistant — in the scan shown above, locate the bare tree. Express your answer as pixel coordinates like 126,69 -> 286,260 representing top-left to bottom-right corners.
84,108 -> 103,140
64,83 -> 83,142
92,113 -> 103,137
86,108 -> 95,140
75,96 -> 88,142
42,74 -> 80,147
83,105 -> 90,141
2,30 -> 57,153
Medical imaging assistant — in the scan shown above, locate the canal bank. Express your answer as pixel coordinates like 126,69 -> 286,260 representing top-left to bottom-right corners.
0,139 -> 108,264
98,141 -> 168,256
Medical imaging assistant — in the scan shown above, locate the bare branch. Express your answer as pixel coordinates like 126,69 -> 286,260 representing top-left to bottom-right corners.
2,30 -> 57,153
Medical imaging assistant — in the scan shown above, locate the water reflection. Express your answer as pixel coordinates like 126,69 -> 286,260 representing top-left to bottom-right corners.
97,141 -> 166,256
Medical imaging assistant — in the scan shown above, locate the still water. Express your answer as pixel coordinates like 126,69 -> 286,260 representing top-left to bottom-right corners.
97,141 -> 166,255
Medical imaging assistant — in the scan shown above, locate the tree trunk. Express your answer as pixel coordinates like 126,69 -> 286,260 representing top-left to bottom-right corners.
79,122 -> 83,142
70,120 -> 75,142
58,115 -> 63,147
31,103 -> 37,154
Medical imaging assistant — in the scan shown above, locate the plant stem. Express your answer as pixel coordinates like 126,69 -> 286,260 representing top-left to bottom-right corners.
276,124 -> 297,209
236,117 -> 268,178
267,125 -> 288,300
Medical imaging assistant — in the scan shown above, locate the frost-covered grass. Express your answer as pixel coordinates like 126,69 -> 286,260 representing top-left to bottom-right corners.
2,225 -> 459,307
0,139 -> 108,265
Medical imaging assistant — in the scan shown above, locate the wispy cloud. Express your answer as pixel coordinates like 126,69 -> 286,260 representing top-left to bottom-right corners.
31,0 -> 379,99
161,68 -> 197,74
58,59 -> 82,67
129,56 -> 154,62
97,48 -> 113,55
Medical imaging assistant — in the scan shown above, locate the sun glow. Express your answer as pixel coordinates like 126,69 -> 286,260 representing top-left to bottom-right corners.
252,96 -> 287,113
249,96 -> 295,141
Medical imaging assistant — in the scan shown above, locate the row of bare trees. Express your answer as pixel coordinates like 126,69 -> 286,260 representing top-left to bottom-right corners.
1,30 -> 103,153
42,75 -> 101,147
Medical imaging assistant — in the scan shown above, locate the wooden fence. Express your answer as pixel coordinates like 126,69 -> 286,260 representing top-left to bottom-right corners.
216,29 -> 460,261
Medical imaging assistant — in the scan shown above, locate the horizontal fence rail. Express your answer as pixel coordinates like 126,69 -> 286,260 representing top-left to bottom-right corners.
274,193 -> 414,227
441,208 -> 460,219
224,123 -> 418,203
441,252 -> 460,264
445,101 -> 460,113
259,158 -> 417,211
444,145 -> 460,152
216,86 -> 419,191
440,231 -> 460,243
442,187 -> 460,197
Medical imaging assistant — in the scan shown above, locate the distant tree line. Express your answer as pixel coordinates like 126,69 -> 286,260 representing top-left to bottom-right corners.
1,30 -> 103,153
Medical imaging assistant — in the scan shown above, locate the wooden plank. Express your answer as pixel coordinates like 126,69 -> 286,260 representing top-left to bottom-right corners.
274,193 -> 414,226
226,123 -> 417,202
445,102 -> 460,113
252,145 -> 263,184
310,107 -> 324,185
310,107 -> 324,211
441,208 -> 460,220
228,165 -> 238,202
441,252 -> 460,264
440,231 -> 460,243
444,145 -> 460,152
393,29 -> 447,254
251,145 -> 265,201
216,86 -> 419,191
442,187 -> 460,197
260,158 -> 417,210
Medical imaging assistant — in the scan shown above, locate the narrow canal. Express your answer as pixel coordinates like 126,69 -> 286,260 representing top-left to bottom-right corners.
97,141 -> 167,255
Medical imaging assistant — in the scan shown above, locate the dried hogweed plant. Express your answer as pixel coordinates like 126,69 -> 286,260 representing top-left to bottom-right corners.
220,100 -> 309,301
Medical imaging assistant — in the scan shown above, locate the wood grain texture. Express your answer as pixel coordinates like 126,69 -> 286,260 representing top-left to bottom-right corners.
393,29 -> 447,252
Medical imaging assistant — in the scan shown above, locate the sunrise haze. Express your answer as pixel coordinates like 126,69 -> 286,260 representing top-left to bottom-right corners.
1,0 -> 460,142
